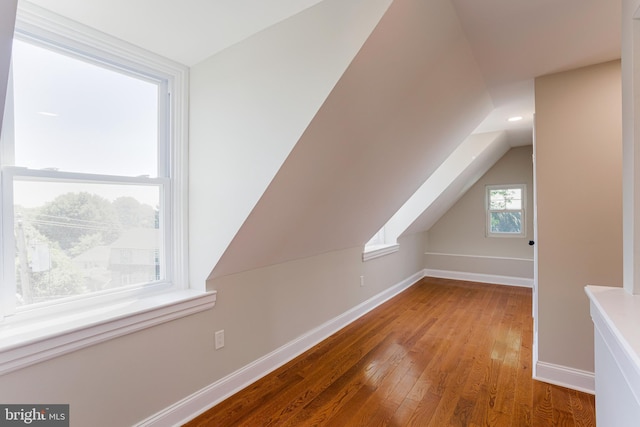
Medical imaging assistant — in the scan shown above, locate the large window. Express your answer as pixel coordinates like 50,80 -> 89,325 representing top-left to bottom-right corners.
0,4 -> 214,377
486,184 -> 526,237
0,6 -> 189,323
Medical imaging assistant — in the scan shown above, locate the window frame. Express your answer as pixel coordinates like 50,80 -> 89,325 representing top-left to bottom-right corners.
0,3 -> 214,376
485,184 -> 526,238
362,226 -> 400,261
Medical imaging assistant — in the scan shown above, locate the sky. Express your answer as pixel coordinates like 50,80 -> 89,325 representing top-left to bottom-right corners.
4,38 -> 162,208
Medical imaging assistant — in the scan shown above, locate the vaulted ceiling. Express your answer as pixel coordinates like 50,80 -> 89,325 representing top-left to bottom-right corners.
27,0 -> 621,143
14,0 -> 622,281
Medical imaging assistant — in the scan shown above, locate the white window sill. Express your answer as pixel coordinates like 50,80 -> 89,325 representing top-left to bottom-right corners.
0,289 -> 217,375
362,243 -> 400,261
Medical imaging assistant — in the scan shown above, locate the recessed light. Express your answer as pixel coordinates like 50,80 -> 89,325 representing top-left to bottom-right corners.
507,116 -> 523,122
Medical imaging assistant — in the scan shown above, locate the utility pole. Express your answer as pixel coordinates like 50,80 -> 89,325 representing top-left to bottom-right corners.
15,219 -> 32,304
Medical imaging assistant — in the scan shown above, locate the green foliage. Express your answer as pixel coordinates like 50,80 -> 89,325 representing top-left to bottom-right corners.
490,212 -> 522,233
488,187 -> 523,234
14,211 -> 85,304
489,188 -> 521,210
34,192 -> 121,250
67,233 -> 104,257
112,196 -> 157,229
28,246 -> 85,302
15,193 -> 158,305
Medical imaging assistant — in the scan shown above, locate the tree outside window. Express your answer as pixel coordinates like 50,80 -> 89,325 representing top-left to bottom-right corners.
486,185 -> 525,237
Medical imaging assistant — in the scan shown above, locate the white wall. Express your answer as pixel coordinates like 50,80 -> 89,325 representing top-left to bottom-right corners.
623,0 -> 640,295
0,0 -> 17,131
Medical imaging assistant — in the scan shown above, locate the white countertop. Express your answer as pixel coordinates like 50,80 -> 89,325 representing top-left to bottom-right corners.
585,285 -> 640,397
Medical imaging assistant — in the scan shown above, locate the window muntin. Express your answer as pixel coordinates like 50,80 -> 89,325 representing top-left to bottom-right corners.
1,26 -> 179,318
486,185 -> 525,237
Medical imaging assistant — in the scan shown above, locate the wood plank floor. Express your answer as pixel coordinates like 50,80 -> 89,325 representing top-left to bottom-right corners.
185,277 -> 595,426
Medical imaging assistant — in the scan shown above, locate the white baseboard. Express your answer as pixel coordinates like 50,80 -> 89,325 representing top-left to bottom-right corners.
423,268 -> 533,288
534,361 -> 595,394
135,270 -> 425,427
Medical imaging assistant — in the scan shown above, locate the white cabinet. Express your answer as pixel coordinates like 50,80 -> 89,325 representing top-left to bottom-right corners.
586,286 -> 640,426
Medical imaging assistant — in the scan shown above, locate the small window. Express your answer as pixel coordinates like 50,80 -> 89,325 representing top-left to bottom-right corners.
486,185 -> 525,237
365,227 -> 386,248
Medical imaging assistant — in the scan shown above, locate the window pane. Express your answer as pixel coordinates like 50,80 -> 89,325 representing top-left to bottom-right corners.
505,189 -> 522,209
10,39 -> 158,176
13,180 -> 161,306
490,188 -> 522,210
490,211 -> 522,234
489,190 -> 506,210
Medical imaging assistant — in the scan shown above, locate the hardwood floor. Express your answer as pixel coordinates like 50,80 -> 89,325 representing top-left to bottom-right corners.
185,277 -> 595,426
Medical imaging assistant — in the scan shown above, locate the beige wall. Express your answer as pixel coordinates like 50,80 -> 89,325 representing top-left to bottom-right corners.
535,60 -> 622,372
208,232 -> 426,375
0,2 -> 431,423
0,237 -> 426,426
425,146 -> 534,278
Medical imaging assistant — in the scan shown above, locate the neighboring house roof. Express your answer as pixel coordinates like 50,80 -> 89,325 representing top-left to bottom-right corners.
72,245 -> 110,263
109,228 -> 159,251
73,228 -> 158,266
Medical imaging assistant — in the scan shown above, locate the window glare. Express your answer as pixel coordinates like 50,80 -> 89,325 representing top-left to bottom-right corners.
11,39 -> 159,177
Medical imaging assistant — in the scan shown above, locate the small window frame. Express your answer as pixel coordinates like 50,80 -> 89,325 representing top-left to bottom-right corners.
485,184 -> 526,238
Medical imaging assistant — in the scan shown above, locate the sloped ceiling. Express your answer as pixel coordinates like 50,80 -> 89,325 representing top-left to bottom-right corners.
389,131 -> 511,241
7,0 -> 622,281
23,0 -> 621,135
209,0 -> 492,278
402,132 -> 512,237
452,0 -> 620,92
24,0 -> 328,66
459,0 -> 620,135
188,0 -> 394,286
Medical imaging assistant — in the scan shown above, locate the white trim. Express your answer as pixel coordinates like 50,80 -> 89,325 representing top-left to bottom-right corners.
16,3 -> 188,78
424,268 -> 533,288
0,290 -> 216,375
11,1 -> 191,292
586,286 -> 640,408
424,252 -> 532,262
531,120 -> 539,381
534,361 -> 595,395
362,243 -> 400,261
134,270 -> 425,427
0,3 -> 202,376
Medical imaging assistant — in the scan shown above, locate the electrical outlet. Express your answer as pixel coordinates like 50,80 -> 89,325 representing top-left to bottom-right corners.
360,275 -> 365,287
215,330 -> 225,350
